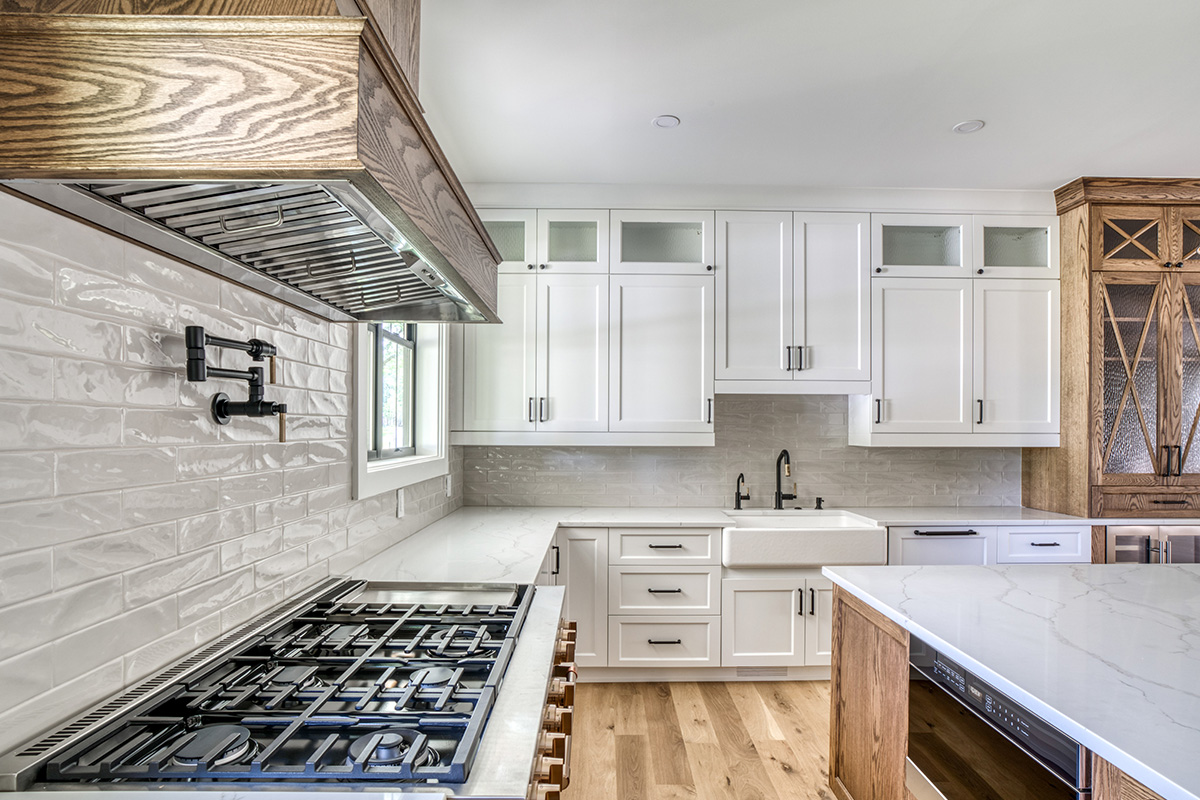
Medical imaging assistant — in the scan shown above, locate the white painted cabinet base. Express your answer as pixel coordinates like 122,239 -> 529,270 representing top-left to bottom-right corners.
608,616 -> 721,668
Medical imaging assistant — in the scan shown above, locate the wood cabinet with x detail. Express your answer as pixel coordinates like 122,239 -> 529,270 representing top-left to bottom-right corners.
1093,205 -> 1200,272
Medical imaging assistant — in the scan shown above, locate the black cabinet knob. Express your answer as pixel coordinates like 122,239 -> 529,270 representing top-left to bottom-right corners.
539,264 -> 547,269
706,264 -> 714,271
527,264 -> 534,270
977,269 -> 984,274
875,267 -> 882,273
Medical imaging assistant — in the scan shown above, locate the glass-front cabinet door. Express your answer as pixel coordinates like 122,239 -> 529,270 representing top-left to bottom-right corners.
971,215 -> 1059,279
478,208 -> 537,274
1093,273 -> 1167,485
1092,206 -> 1169,271
610,210 -> 715,275
535,209 -> 609,274
1169,274 -> 1200,482
1170,206 -> 1200,271
871,214 -> 971,278
1106,526 -> 1200,563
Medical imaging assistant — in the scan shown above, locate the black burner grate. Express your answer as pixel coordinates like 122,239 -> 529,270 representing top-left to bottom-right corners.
42,582 -> 532,785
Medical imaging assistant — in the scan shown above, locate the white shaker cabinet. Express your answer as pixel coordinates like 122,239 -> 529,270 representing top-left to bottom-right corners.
555,527 -> 609,668
460,274 -> 537,432
720,574 -> 834,668
715,211 -> 869,394
478,208 -> 538,274
460,274 -> 607,433
609,274 -> 714,433
536,209 -> 609,274
973,279 -> 1060,434
872,214 -> 971,278
888,526 -> 997,565
867,278 -> 973,434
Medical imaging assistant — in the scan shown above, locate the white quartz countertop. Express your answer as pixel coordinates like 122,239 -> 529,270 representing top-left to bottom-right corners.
841,505 -> 1090,526
823,563 -> 1200,800
351,506 -> 730,584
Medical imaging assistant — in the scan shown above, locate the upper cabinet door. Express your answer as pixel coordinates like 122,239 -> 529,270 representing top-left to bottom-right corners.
1169,207 -> 1200,272
461,274 -> 537,431
610,210 -> 716,275
609,275 -> 714,433
971,215 -> 1060,279
794,213 -> 870,383
536,274 -> 609,432
478,208 -> 538,274
1093,206 -> 1169,271
973,279 -> 1060,433
714,211 -> 793,380
536,209 -> 609,273
871,214 -> 972,278
871,278 -> 973,433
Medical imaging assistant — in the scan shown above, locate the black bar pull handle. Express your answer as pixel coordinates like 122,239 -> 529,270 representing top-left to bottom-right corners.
1162,445 -> 1172,477
913,529 -> 979,536
809,588 -> 815,616
977,399 -> 984,425
1175,445 -> 1184,477
797,589 -> 804,616
539,397 -> 548,422
786,345 -> 792,371
875,398 -> 882,424
1029,542 -> 1061,547
647,639 -> 682,645
528,397 -> 535,423
648,543 -> 684,549
706,398 -> 713,424
552,545 -> 560,575
1151,499 -> 1188,505
647,588 -> 683,594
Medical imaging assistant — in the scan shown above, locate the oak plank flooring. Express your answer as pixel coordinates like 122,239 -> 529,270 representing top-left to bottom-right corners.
564,681 -> 831,800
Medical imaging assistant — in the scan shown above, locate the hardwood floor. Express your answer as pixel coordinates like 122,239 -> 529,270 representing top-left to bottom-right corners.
563,681 -> 834,800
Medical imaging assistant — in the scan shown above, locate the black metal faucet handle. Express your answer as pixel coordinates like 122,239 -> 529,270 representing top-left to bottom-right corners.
246,338 -> 277,361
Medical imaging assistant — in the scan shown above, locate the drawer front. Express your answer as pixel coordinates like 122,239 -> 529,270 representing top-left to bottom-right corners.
608,566 -> 720,615
996,526 -> 1090,563
608,528 -> 720,565
1092,487 -> 1200,516
887,526 -> 996,566
608,616 -> 720,667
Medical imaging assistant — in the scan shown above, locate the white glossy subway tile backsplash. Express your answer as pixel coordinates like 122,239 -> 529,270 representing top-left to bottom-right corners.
0,190 -> 463,754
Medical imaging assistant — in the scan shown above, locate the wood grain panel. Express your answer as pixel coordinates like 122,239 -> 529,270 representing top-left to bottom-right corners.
1023,204 -> 1091,515
829,585 -> 907,800
1092,525 -> 1107,563
1093,754 -> 1169,800
359,0 -> 419,91
1056,177 -> 1200,214
1092,486 -> 1200,516
0,16 -> 361,170
1,0 -> 338,12
354,46 -> 499,315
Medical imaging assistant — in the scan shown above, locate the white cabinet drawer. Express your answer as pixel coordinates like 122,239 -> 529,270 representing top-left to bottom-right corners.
608,616 -> 720,667
608,528 -> 720,565
888,526 -> 996,565
608,566 -> 720,615
997,526 -> 1090,563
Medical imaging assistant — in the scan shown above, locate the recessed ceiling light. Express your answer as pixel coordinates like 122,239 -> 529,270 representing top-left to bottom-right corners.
652,115 -> 681,129
952,119 -> 986,134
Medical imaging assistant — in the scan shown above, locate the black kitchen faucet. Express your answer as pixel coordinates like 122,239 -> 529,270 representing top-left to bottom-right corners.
185,325 -> 288,442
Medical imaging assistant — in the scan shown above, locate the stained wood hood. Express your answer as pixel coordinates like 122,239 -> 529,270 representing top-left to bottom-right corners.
0,10 -> 501,323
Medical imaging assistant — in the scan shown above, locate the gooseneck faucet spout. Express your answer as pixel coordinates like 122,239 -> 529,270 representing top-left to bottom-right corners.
734,473 -> 750,510
774,450 -> 796,510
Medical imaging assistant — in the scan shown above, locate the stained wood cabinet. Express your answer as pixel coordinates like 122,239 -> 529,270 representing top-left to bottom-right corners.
1025,177 -> 1200,518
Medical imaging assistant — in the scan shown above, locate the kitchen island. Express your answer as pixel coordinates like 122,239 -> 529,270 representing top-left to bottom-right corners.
822,563 -> 1200,800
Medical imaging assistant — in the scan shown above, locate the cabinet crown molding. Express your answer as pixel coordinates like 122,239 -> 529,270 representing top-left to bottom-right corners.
1056,177 -> 1200,215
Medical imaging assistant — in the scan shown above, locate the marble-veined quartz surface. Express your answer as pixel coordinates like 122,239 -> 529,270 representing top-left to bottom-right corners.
823,563 -> 1200,800
350,506 -> 730,584
843,506 -> 1088,525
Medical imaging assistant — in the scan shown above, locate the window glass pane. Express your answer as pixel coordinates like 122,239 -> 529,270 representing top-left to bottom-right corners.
370,323 -> 415,459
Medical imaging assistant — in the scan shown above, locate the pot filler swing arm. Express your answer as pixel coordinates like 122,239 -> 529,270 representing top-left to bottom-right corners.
185,325 -> 288,443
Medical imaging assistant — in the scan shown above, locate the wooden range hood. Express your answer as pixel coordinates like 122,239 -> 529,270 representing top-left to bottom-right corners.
0,8 -> 501,323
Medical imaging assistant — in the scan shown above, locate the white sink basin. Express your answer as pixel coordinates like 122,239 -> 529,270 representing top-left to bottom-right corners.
722,510 -> 887,568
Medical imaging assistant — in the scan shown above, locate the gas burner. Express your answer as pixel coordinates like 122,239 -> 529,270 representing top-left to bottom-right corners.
347,729 -> 439,767
408,666 -> 456,687
269,665 -> 324,688
171,725 -> 257,767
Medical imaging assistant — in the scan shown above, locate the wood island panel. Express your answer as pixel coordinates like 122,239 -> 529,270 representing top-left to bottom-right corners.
1093,754 -> 1169,800
829,586 -> 908,800
1056,178 -> 1200,215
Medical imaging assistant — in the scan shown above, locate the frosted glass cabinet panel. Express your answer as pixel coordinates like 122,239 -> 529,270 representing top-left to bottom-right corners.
478,208 -> 537,274
973,215 -> 1060,279
872,214 -> 971,277
536,209 -> 609,273
611,210 -> 715,274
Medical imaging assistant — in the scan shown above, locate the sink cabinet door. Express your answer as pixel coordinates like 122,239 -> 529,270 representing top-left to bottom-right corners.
720,578 -> 806,667
803,577 -> 834,666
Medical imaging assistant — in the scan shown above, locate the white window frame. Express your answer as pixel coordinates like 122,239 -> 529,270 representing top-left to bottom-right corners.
352,323 -> 449,499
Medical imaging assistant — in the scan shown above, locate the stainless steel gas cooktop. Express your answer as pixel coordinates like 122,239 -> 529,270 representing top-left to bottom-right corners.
0,579 -> 533,791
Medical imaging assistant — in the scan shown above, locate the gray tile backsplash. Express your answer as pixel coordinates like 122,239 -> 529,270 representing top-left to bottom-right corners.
463,395 -> 1021,509
0,191 -> 463,752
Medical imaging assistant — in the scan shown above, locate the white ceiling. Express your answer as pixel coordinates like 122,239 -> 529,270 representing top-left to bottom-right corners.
419,0 -> 1200,192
